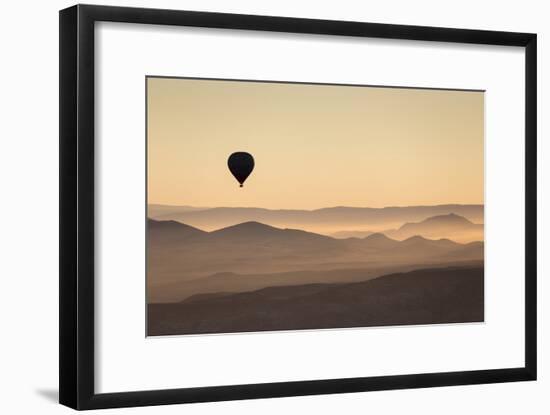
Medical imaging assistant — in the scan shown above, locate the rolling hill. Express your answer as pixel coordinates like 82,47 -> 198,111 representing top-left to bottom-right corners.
147,219 -> 484,303
150,259 -> 483,303
148,265 -> 484,336
384,213 -> 484,242
147,204 -> 484,234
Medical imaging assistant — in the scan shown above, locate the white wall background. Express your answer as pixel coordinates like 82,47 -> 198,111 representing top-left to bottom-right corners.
0,0 -> 546,413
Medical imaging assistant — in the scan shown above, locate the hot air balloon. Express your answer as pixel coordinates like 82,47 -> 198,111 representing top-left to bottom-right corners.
227,152 -> 254,187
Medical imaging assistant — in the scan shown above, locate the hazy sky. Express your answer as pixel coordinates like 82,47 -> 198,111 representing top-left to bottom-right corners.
147,77 -> 484,209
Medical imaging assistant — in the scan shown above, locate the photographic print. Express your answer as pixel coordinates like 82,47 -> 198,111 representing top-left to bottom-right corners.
146,77 -> 484,336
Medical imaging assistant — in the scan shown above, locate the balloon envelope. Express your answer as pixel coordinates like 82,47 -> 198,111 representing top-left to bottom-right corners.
227,152 -> 255,187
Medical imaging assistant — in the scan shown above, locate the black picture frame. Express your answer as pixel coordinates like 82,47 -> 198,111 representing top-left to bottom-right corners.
60,4 -> 537,410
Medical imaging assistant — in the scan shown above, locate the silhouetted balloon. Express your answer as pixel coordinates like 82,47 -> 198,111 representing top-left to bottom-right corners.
227,152 -> 255,187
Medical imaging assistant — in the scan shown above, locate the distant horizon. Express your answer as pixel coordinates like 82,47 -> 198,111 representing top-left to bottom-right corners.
147,202 -> 485,210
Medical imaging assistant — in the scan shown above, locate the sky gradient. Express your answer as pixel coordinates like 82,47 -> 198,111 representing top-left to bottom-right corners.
147,77 -> 484,209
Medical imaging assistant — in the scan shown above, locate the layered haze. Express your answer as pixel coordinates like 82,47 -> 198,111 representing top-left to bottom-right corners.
146,213 -> 484,334
148,203 -> 484,240
147,210 -> 484,304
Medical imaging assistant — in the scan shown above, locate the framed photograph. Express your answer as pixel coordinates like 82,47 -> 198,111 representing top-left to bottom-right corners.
59,4 -> 537,410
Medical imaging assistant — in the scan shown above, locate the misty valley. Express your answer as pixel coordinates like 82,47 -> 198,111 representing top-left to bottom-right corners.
146,205 -> 484,336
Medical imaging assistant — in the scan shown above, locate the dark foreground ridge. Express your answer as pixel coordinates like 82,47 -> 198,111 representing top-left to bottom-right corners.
148,266 -> 484,336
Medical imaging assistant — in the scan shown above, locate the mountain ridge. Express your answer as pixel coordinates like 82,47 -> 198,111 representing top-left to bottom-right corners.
385,213 -> 483,243
147,218 -> 484,303
147,204 -> 484,234
148,218 -> 476,245
148,265 -> 484,335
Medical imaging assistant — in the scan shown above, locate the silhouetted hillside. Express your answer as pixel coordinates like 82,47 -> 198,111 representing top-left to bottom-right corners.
209,221 -> 334,245
361,232 -> 401,249
148,266 -> 484,336
148,218 -> 206,236
385,213 -> 483,243
147,204 -> 484,233
151,260 -> 483,303
147,219 -> 484,302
